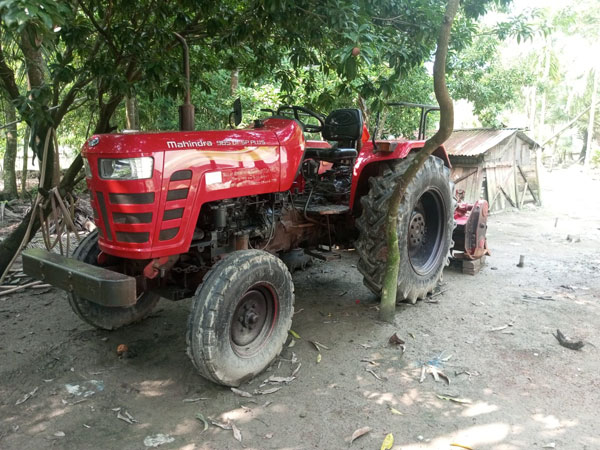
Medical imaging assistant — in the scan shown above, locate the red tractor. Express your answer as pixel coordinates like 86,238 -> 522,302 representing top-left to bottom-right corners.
23,99 -> 487,386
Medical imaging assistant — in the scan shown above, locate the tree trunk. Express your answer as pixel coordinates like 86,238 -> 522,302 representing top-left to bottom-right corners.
125,95 -> 139,130
0,25 -> 126,276
0,91 -> 121,275
542,103 -> 595,148
358,95 -> 369,127
584,66 -> 598,167
528,87 -> 537,136
20,25 -> 56,194
20,126 -> 29,198
230,69 -> 239,96
538,41 -> 551,143
379,0 -> 459,321
2,97 -> 18,198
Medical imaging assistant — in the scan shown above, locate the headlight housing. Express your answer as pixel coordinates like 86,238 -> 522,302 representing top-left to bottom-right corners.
98,157 -> 154,180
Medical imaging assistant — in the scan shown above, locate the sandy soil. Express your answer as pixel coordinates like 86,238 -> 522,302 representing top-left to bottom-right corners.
0,166 -> 599,450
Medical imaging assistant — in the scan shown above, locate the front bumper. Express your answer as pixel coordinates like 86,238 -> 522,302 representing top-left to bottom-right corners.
22,248 -> 137,307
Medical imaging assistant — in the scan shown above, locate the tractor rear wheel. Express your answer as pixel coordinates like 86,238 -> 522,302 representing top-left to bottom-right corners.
186,250 -> 294,386
355,154 -> 454,303
67,230 -> 160,330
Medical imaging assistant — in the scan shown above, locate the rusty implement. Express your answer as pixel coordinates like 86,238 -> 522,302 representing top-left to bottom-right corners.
452,199 -> 490,260
22,248 -> 137,307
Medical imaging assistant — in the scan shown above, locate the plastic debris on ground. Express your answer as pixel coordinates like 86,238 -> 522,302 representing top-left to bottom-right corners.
143,434 -> 175,447
64,380 -> 104,397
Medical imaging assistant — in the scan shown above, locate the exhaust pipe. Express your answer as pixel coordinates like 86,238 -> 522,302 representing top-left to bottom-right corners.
174,32 -> 195,131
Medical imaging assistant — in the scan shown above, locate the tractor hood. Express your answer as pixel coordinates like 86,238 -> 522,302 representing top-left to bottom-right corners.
80,119 -> 305,260
82,128 -> 281,157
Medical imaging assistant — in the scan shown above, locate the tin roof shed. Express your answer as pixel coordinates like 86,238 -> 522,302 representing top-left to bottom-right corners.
445,128 -> 541,212
445,128 -> 539,157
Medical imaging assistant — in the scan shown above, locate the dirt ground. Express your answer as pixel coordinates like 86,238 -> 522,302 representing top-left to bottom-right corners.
0,165 -> 599,450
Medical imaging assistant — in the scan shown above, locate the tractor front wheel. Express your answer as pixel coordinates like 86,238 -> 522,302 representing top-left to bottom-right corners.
355,154 -> 454,303
67,230 -> 160,330
186,250 -> 294,386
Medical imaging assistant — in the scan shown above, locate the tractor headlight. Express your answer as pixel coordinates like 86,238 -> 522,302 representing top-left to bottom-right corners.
98,157 -> 154,180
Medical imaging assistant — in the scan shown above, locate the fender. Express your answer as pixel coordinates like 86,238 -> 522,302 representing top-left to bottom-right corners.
350,140 -> 451,209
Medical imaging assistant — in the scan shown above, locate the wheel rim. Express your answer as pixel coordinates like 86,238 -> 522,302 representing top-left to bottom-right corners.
406,189 -> 446,275
230,283 -> 278,357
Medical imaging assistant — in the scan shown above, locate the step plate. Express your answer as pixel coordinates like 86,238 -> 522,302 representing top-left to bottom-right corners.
305,248 -> 342,261
302,204 -> 350,215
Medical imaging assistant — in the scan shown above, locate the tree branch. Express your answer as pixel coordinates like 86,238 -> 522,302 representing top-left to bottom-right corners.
0,41 -> 21,101
379,0 -> 460,321
76,0 -> 120,58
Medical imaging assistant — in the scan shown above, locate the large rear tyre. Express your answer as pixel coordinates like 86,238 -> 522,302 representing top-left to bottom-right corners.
67,230 -> 160,330
355,154 -> 454,303
186,250 -> 294,386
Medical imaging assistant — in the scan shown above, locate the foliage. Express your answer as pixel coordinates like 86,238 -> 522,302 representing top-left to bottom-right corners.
448,34 -> 534,127
0,0 -> 530,149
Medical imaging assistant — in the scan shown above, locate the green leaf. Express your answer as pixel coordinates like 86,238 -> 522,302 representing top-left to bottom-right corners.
289,329 -> 300,339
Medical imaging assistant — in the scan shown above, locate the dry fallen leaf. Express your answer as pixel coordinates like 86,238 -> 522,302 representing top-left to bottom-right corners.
15,387 -> 39,406
183,397 -> 209,403
310,340 -> 330,351
380,433 -> 394,450
388,332 -> 405,345
360,358 -> 379,366
265,375 -> 296,384
231,422 -> 242,443
436,394 -> 471,404
350,426 -> 371,444
554,329 -> 585,350
116,409 -> 137,424
428,366 -> 450,385
196,413 -> 209,434
231,387 -> 253,397
419,366 -> 427,383
316,353 -> 322,363
389,407 -> 403,415
450,444 -> 474,450
209,419 -> 232,430
365,368 -> 383,381
291,363 -> 301,377
255,387 -> 282,395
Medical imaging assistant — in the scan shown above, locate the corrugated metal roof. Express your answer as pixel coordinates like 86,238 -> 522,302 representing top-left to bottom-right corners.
445,128 -> 534,157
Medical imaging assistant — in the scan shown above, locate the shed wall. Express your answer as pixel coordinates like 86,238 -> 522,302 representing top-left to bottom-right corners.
450,133 -> 540,212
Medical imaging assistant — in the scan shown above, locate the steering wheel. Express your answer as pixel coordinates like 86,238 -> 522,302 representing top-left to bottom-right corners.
276,105 -> 324,133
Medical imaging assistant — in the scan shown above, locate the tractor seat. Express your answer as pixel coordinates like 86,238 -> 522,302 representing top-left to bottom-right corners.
304,146 -> 357,161
304,108 -> 364,162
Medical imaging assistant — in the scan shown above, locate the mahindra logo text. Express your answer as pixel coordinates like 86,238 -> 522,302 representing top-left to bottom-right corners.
167,140 -> 213,149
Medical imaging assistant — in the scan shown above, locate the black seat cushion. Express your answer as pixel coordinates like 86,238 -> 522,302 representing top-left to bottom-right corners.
304,147 -> 358,161
322,109 -> 363,142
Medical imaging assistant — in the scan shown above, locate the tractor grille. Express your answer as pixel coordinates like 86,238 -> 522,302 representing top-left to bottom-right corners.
91,167 -> 192,254
113,212 -> 153,224
95,190 -> 155,244
109,192 -> 155,204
